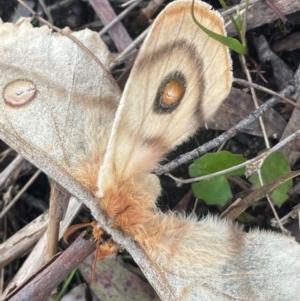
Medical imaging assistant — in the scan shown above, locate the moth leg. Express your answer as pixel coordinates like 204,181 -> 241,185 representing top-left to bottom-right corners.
64,221 -> 121,259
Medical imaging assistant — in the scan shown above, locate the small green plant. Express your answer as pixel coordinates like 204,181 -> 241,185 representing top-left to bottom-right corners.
249,152 -> 292,207
189,150 -> 292,208
189,151 -> 245,206
191,0 -> 248,54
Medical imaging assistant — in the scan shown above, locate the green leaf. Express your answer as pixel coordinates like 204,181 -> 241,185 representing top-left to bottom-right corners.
189,151 -> 246,206
249,152 -> 292,207
189,151 -> 246,177
192,176 -> 232,206
218,0 -> 228,9
191,1 -> 247,54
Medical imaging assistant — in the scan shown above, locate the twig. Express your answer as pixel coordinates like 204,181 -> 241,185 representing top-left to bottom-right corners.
47,0 -> 72,10
257,169 -> 288,234
46,182 -> 70,262
221,0 -> 261,18
3,233 -> 96,301
110,27 -> 150,69
0,148 -> 13,164
0,212 -> 49,269
234,78 -> 300,108
265,0 -> 288,22
278,85 -> 300,166
1,198 -> 81,297
89,0 -> 132,52
99,0 -> 141,36
0,170 -> 42,219
0,155 -> 25,190
271,203 -> 300,226
220,170 -> 300,220
239,54 -> 270,148
38,0 -> 53,24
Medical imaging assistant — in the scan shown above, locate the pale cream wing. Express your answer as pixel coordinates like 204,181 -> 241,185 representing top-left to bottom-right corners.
144,215 -> 300,300
0,19 -> 119,187
97,0 -> 232,193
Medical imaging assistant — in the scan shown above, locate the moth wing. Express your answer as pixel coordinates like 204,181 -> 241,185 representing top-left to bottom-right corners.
98,0 -> 232,193
146,217 -> 300,300
0,19 -> 119,188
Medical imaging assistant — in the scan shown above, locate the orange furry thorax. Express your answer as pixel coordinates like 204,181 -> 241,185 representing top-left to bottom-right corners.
99,185 -> 157,236
73,156 -> 160,239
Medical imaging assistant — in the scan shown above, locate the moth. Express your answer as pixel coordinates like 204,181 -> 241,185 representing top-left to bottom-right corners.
0,0 -> 300,300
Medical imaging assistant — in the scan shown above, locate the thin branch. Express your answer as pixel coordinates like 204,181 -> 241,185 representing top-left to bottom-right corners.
3,233 -> 96,301
257,169 -> 288,234
234,78 -> 300,108
0,170 -> 42,219
239,53 -> 270,148
99,0 -> 142,36
0,155 -> 25,189
38,0 -> 53,24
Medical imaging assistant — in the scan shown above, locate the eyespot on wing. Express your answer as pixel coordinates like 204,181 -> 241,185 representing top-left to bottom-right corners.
3,79 -> 37,107
154,71 -> 186,114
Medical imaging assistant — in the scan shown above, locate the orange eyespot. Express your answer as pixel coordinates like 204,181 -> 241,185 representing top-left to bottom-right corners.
162,79 -> 185,106
153,71 -> 186,114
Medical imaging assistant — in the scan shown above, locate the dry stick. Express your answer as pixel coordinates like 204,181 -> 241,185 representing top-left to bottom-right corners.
256,169 -> 288,234
110,27 -> 150,69
221,0 -> 261,18
99,0 -> 142,36
221,170 -> 300,220
225,0 -> 299,37
239,54 -> 270,148
47,0 -> 72,10
37,0 -> 53,24
46,182 -> 70,262
233,78 -> 300,108
155,75 -> 299,175
0,148 -> 13,164
4,233 -> 97,301
279,86 -> 300,167
265,0 -> 288,22
1,197 -> 81,298
0,155 -> 25,190
0,212 -> 49,269
0,170 -> 42,219
272,203 -> 300,227
89,0 -> 132,52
